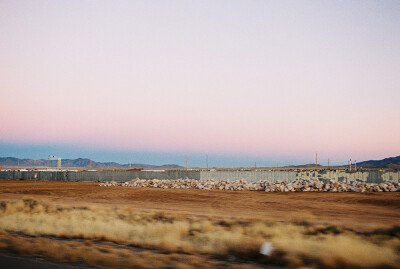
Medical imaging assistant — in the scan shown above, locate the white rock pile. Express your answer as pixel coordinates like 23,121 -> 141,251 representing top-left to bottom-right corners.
264,179 -> 400,192
99,178 -> 400,193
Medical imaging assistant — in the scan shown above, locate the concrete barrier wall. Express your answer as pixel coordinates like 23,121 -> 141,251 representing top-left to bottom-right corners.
295,170 -> 400,184
0,170 -> 201,182
199,170 -> 400,183
67,170 -> 200,182
0,170 -> 398,183
200,171 -> 296,183
0,171 -> 68,181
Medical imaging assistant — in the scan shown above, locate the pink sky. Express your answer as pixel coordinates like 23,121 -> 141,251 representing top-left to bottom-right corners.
1,1 -> 400,165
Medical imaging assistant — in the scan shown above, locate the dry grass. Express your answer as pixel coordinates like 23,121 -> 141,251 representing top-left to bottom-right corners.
0,199 -> 399,268
0,231 -> 227,269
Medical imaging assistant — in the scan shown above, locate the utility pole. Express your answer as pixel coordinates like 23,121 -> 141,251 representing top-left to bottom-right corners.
349,158 -> 352,172
328,158 -> 330,170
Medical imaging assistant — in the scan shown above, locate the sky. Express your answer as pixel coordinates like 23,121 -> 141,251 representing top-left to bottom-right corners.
1,0 -> 399,167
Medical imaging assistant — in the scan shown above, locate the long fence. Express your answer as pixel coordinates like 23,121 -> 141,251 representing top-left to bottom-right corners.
0,170 -> 399,183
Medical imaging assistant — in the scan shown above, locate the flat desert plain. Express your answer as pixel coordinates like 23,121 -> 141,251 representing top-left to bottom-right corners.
1,180 -> 399,228
0,180 -> 399,268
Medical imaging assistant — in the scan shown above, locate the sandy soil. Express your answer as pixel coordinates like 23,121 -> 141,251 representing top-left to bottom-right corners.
1,180 -> 399,229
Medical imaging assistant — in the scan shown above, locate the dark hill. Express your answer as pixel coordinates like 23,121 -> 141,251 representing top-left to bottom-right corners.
0,157 -> 183,169
356,156 -> 400,169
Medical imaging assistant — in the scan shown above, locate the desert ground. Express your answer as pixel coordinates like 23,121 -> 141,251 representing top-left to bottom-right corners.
0,180 -> 399,268
1,180 -> 399,228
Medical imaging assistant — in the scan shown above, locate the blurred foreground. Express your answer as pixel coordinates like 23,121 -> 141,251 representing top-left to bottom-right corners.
0,181 -> 399,268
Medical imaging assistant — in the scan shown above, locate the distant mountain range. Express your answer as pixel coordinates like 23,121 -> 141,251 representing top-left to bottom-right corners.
0,157 -> 183,169
0,155 -> 399,169
356,156 -> 400,169
283,156 -> 400,170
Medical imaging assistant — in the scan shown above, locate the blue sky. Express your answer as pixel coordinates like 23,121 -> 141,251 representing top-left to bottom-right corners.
0,142 -> 330,167
1,1 -> 399,167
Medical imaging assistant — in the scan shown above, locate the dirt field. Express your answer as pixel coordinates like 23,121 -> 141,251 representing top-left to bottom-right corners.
1,180 -> 400,268
1,180 -> 399,229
